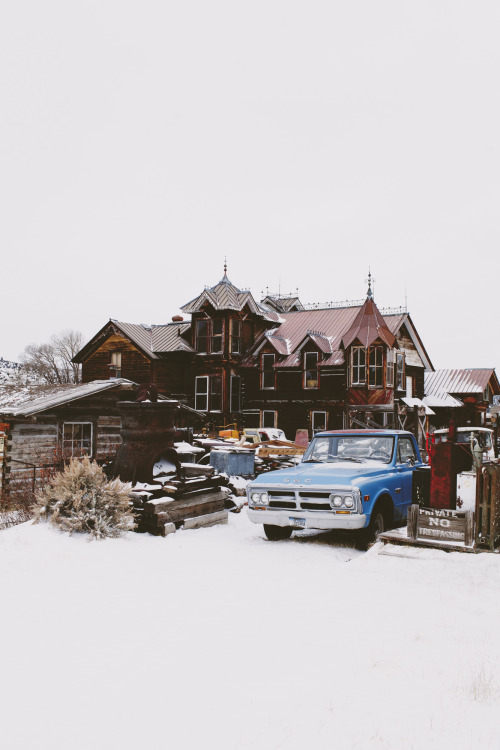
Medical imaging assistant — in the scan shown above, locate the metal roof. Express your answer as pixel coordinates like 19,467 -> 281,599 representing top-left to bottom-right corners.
0,379 -> 136,417
151,323 -> 194,353
342,298 -> 396,349
425,369 -> 498,398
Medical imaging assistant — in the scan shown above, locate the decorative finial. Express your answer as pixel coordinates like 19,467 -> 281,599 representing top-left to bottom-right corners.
366,268 -> 374,299
224,256 -> 227,276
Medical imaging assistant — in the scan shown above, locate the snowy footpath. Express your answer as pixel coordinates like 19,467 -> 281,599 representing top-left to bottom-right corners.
1,513 -> 500,750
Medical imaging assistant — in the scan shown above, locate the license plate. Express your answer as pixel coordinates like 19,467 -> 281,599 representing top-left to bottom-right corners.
289,517 -> 306,528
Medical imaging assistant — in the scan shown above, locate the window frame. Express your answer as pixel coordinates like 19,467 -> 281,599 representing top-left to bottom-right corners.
261,410 -> 277,428
62,422 -> 93,458
303,351 -> 319,389
230,319 -> 242,354
211,319 -> 224,354
110,351 -> 122,379
195,376 -> 209,411
351,346 -> 366,386
311,411 -> 327,434
195,320 -> 209,354
396,353 -> 405,391
386,349 -> 394,388
368,346 -> 384,389
230,375 -> 241,412
210,375 -> 223,412
261,353 -> 276,390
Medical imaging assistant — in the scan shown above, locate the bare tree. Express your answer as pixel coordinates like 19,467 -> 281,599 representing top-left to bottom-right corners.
20,330 -> 83,384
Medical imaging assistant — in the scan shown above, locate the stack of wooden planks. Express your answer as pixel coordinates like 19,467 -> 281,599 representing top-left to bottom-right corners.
130,462 -> 230,537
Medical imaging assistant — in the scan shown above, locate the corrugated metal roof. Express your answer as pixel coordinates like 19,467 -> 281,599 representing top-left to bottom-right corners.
342,299 -> 396,349
111,321 -> 157,358
425,369 -> 496,398
423,394 -> 463,408
151,323 -> 194,353
0,379 -> 136,417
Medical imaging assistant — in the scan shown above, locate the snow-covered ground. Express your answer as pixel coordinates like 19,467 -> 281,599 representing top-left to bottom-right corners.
1,514 -> 500,749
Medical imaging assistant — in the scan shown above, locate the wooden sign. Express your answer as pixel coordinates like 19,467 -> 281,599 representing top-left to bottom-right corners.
407,505 -> 474,547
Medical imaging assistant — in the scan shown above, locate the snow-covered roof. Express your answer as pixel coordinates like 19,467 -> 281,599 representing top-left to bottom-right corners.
0,379 -> 137,417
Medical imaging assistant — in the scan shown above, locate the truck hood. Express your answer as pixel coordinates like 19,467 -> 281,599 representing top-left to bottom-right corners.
251,461 -> 390,488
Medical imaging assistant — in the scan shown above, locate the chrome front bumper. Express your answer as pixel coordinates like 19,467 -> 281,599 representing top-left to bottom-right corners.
247,508 -> 367,530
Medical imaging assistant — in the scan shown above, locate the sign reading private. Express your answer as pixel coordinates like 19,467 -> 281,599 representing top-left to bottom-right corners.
418,508 -> 467,542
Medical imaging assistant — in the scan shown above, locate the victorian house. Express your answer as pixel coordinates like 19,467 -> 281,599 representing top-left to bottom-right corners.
73,271 -> 434,443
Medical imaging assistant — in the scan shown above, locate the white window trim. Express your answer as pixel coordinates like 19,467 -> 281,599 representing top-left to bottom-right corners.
261,353 -> 276,390
195,376 -> 209,411
261,410 -> 277,428
62,422 -> 93,458
386,349 -> 394,388
351,346 -> 366,386
396,352 -> 405,391
368,346 -> 384,390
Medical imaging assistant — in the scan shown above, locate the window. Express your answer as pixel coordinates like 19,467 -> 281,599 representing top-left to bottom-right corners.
351,347 -> 366,385
212,320 -> 224,354
261,353 -> 275,389
262,410 -> 276,428
368,347 -> 384,388
386,349 -> 394,387
196,320 -> 209,353
230,376 -> 241,412
312,411 -> 327,434
195,376 -> 209,411
110,351 -> 122,378
396,353 -> 405,390
210,376 -> 222,412
406,376 -> 413,398
230,319 -> 242,354
62,422 -> 93,458
304,352 -> 319,388
397,437 -> 417,464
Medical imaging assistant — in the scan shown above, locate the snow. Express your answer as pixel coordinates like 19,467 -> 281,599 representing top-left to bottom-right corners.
1,516 -> 500,749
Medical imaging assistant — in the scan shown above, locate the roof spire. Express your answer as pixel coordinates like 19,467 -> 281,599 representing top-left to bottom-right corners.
224,256 -> 227,276
366,268 -> 374,299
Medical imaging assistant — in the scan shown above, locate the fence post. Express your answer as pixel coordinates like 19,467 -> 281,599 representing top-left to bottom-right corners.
464,510 -> 474,547
407,503 -> 419,540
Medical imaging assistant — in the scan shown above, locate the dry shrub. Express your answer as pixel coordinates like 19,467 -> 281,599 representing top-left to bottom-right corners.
32,456 -> 135,539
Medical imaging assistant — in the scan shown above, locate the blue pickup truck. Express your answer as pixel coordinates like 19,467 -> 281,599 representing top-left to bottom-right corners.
247,430 -> 423,546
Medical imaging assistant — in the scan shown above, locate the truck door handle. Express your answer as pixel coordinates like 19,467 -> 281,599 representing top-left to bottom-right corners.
395,488 -> 402,494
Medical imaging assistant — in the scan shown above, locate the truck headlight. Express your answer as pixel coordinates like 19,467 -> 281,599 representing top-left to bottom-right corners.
260,492 -> 269,505
344,496 -> 354,508
250,492 -> 261,504
331,495 -> 343,507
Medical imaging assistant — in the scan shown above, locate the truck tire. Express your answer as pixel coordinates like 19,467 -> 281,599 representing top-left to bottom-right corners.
356,507 -> 385,550
263,524 -> 293,541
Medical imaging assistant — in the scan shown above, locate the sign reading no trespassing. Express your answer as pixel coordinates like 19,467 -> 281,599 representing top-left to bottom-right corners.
407,505 -> 474,547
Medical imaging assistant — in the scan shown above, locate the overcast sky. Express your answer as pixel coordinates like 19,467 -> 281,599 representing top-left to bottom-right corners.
1,1 -> 499,369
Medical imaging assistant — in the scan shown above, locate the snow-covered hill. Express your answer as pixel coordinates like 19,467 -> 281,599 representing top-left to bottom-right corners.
0,357 -> 22,384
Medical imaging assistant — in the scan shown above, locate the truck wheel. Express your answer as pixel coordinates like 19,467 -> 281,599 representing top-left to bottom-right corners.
263,524 -> 293,541
356,508 -> 385,550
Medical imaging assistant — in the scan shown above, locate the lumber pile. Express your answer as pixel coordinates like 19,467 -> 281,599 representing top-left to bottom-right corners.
255,440 -> 306,474
130,461 -> 230,537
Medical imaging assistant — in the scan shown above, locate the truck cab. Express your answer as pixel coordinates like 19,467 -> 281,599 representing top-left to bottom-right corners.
247,429 -> 422,545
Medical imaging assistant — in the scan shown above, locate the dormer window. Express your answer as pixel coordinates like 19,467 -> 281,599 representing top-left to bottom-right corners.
304,352 -> 319,388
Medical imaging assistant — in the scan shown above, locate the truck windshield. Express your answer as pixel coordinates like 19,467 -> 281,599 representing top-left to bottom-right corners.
303,435 -> 395,464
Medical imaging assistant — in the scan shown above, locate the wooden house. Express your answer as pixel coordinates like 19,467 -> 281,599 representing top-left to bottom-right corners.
0,379 -> 200,501
73,271 -> 434,444
424,369 -> 500,428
